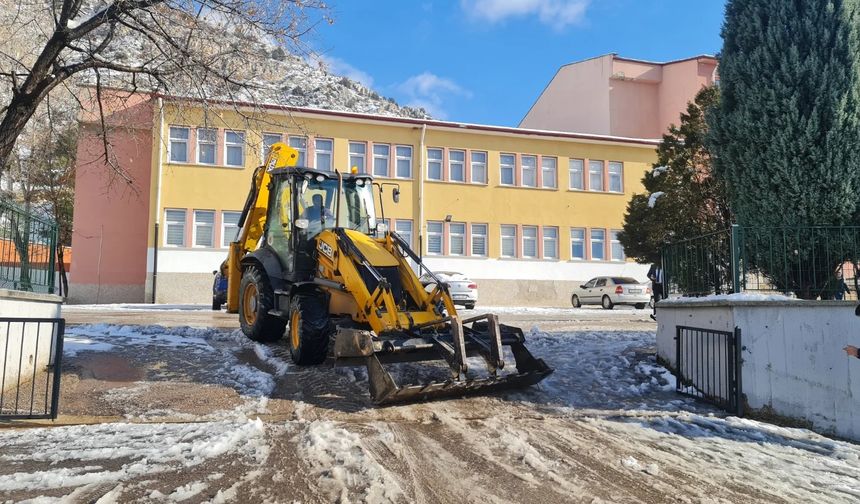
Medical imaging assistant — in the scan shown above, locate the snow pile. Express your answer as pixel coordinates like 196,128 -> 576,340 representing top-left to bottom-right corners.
647,191 -> 664,208
663,292 -> 798,303
651,165 -> 668,177
296,420 -> 404,503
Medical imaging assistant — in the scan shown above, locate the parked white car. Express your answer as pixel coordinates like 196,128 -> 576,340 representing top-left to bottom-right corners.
571,276 -> 652,310
419,271 -> 478,310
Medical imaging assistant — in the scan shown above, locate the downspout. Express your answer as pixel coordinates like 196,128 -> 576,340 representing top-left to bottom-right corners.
418,123 -> 426,268
152,97 -> 165,303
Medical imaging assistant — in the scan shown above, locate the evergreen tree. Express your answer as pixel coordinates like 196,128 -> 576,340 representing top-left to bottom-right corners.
619,86 -> 730,265
709,0 -> 860,227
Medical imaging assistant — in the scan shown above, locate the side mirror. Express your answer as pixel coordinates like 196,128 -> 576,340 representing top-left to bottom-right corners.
393,188 -> 400,204
580,285 -> 586,289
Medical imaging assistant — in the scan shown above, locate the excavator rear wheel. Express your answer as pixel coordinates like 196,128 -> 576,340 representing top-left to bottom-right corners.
288,292 -> 331,365
239,266 -> 286,342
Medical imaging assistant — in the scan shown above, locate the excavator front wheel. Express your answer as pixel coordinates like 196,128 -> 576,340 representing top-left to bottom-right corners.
239,266 -> 286,342
288,292 -> 331,365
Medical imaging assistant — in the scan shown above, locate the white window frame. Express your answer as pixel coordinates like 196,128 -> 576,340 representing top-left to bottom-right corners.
570,228 -> 585,260
471,151 -> 487,184
500,154 -> 516,186
164,209 -> 186,247
349,141 -> 367,174
449,149 -> 465,182
522,225 -> 538,258
192,210 -> 215,248
449,222 -> 466,256
261,133 -> 282,159
542,227 -> 558,259
541,157 -> 557,189
610,230 -> 625,261
373,144 -> 390,178
427,148 -> 443,180
588,159 -> 605,192
521,155 -> 537,188
221,211 -> 241,248
591,229 -> 606,261
225,130 -> 245,167
608,161 -> 624,193
395,145 -> 413,179
471,223 -> 488,257
288,136 -> 307,166
395,219 -> 413,248
315,138 -> 333,171
569,158 -> 584,190
427,221 -> 443,255
196,127 -> 217,165
169,126 -> 189,163
501,224 -> 517,258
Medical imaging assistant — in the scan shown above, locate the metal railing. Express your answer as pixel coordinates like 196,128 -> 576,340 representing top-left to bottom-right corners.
676,325 -> 742,415
0,199 -> 57,294
663,225 -> 860,300
0,318 -> 65,420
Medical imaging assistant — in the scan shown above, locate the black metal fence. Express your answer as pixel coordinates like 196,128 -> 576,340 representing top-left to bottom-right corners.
663,225 -> 860,300
675,325 -> 742,415
0,318 -> 64,420
0,199 -> 58,294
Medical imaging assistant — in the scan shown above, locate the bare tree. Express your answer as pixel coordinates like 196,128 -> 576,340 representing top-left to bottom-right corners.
0,0 -> 329,172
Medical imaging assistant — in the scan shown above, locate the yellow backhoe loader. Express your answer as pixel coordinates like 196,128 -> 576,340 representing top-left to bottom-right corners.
223,142 -> 552,404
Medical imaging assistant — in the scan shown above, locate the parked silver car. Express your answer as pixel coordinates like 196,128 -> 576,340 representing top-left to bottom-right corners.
571,276 -> 652,310
420,271 -> 478,310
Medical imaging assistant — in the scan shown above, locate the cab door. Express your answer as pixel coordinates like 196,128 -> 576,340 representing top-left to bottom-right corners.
264,176 -> 294,275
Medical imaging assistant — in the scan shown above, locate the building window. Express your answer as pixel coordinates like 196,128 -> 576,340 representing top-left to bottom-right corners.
395,145 -> 412,178
192,210 -> 215,247
501,225 -> 517,257
225,131 -> 245,167
168,126 -> 189,163
608,161 -> 624,193
522,225 -> 538,258
427,221 -> 443,255
521,155 -> 537,187
164,209 -> 186,247
288,136 -> 307,166
449,222 -> 466,255
570,228 -> 585,260
196,128 -> 216,165
589,160 -> 604,191
471,224 -> 487,256
222,211 -> 241,247
427,148 -> 443,180
471,151 -> 487,184
314,138 -> 333,171
349,142 -> 366,173
611,230 -> 625,261
449,149 -> 465,182
543,227 -> 558,259
262,133 -> 282,159
569,158 -> 584,190
395,220 -> 413,248
500,154 -> 515,185
591,229 -> 606,260
373,144 -> 390,177
542,157 -> 557,189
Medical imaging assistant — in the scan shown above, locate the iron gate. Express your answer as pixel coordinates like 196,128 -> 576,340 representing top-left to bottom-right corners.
0,318 -> 65,420
675,325 -> 743,415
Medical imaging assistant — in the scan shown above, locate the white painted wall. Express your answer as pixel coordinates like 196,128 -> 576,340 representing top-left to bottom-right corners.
657,299 -> 860,440
0,290 -> 62,399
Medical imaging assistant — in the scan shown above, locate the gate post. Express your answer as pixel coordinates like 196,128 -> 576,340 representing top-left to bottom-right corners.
730,224 -> 741,294
734,326 -> 743,417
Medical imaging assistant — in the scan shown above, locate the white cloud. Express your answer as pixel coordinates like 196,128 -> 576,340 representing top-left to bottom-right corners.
461,0 -> 589,30
395,72 -> 472,119
312,54 -> 375,88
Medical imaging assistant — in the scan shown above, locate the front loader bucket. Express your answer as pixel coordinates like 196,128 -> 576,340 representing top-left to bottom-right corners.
337,314 -> 553,405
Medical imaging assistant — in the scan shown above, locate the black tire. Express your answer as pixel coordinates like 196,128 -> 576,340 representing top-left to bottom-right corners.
601,295 -> 614,310
288,292 -> 331,365
211,297 -> 221,311
464,303 -> 476,310
634,303 -> 646,310
571,295 -> 581,308
239,266 -> 286,342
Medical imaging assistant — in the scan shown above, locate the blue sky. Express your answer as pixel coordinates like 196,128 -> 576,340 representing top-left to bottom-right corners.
312,1 -> 726,126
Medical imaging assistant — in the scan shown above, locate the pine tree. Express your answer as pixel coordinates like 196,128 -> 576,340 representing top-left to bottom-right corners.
709,0 -> 860,227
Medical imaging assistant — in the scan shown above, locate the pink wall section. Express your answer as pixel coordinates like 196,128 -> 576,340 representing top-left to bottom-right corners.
71,93 -> 154,288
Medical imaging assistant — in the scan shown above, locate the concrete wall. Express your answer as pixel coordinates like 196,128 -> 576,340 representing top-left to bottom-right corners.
657,299 -> 860,440
0,290 -> 62,397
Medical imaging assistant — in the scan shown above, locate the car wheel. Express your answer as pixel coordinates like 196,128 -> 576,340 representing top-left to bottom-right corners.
464,303 -> 476,310
571,295 -> 581,308
634,303 -> 646,310
601,295 -> 614,310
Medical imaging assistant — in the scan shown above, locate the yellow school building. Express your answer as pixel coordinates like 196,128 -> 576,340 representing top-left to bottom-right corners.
70,93 -> 659,306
